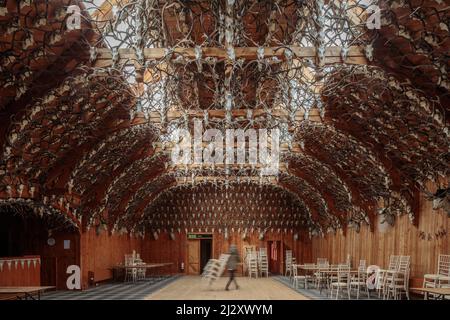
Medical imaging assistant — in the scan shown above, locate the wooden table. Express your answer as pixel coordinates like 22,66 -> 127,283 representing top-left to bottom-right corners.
0,286 -> 55,300
110,263 -> 173,282
113,262 -> 173,270
410,287 -> 450,300
295,265 -> 359,294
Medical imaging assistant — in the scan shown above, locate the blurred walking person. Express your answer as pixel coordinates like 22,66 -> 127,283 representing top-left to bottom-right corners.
225,244 -> 241,290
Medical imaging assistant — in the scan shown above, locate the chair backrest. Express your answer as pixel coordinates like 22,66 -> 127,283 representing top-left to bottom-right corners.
346,254 -> 351,267
285,250 -> 292,263
398,256 -> 410,273
124,254 -> 134,266
357,266 -> 367,281
359,259 -> 366,271
337,264 -> 350,283
438,254 -> 450,276
388,255 -> 400,270
317,258 -> 328,267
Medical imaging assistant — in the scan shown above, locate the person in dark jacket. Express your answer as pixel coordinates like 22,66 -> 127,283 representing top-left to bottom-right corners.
225,244 -> 241,290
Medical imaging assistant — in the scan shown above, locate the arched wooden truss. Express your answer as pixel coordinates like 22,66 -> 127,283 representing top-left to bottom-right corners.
0,0 -> 448,237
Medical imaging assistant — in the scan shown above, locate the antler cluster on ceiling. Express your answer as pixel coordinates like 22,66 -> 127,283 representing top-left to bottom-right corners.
0,0 -> 448,236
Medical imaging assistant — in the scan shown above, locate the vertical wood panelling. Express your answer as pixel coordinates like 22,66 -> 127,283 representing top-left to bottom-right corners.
142,231 -> 312,275
80,229 -> 143,289
311,192 -> 449,281
0,256 -> 41,286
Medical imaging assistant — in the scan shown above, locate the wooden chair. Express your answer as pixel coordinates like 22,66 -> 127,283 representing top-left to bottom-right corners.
124,254 -> 137,282
285,250 -> 293,277
292,264 -> 311,289
137,263 -> 146,281
384,255 -> 410,300
325,264 -> 339,291
330,264 -> 351,299
423,254 -> 450,289
377,255 -> 400,297
314,262 -> 330,291
247,252 -> 259,278
350,264 -> 370,299
259,248 -> 269,277
359,259 -> 366,270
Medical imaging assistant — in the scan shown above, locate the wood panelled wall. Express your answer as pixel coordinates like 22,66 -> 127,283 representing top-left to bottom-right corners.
311,192 -> 449,281
39,230 -> 79,289
0,211 -> 79,289
80,229 -> 143,289
0,256 -> 41,286
142,231 -> 313,275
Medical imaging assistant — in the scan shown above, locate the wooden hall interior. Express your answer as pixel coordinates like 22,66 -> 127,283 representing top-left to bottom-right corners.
0,0 -> 448,300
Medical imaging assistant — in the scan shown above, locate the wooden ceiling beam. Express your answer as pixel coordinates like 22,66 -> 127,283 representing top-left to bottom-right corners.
138,107 -> 322,122
93,46 -> 367,67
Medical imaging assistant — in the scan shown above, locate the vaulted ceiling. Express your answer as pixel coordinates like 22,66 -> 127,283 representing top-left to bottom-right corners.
0,0 -> 448,237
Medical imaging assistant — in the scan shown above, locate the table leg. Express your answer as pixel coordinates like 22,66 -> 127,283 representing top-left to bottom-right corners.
24,292 -> 36,300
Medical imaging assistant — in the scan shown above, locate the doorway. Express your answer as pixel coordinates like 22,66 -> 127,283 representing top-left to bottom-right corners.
200,239 -> 212,272
186,234 -> 213,275
267,240 -> 281,274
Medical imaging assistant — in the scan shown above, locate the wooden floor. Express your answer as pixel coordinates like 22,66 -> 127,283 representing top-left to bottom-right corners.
146,276 -> 309,300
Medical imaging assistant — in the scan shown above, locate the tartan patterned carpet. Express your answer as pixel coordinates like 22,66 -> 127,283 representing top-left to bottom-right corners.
42,275 -> 180,300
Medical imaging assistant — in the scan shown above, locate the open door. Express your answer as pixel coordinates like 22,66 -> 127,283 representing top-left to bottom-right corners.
187,240 -> 200,274
187,235 -> 213,275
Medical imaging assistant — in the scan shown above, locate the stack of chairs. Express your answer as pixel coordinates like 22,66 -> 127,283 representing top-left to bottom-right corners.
423,254 -> 450,289
258,248 -> 269,277
247,251 -> 259,278
202,254 -> 231,286
377,255 -> 400,297
382,255 -> 411,300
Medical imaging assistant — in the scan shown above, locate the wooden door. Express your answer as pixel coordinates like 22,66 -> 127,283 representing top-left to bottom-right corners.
268,241 -> 281,274
187,240 -> 200,274
41,256 -> 57,287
